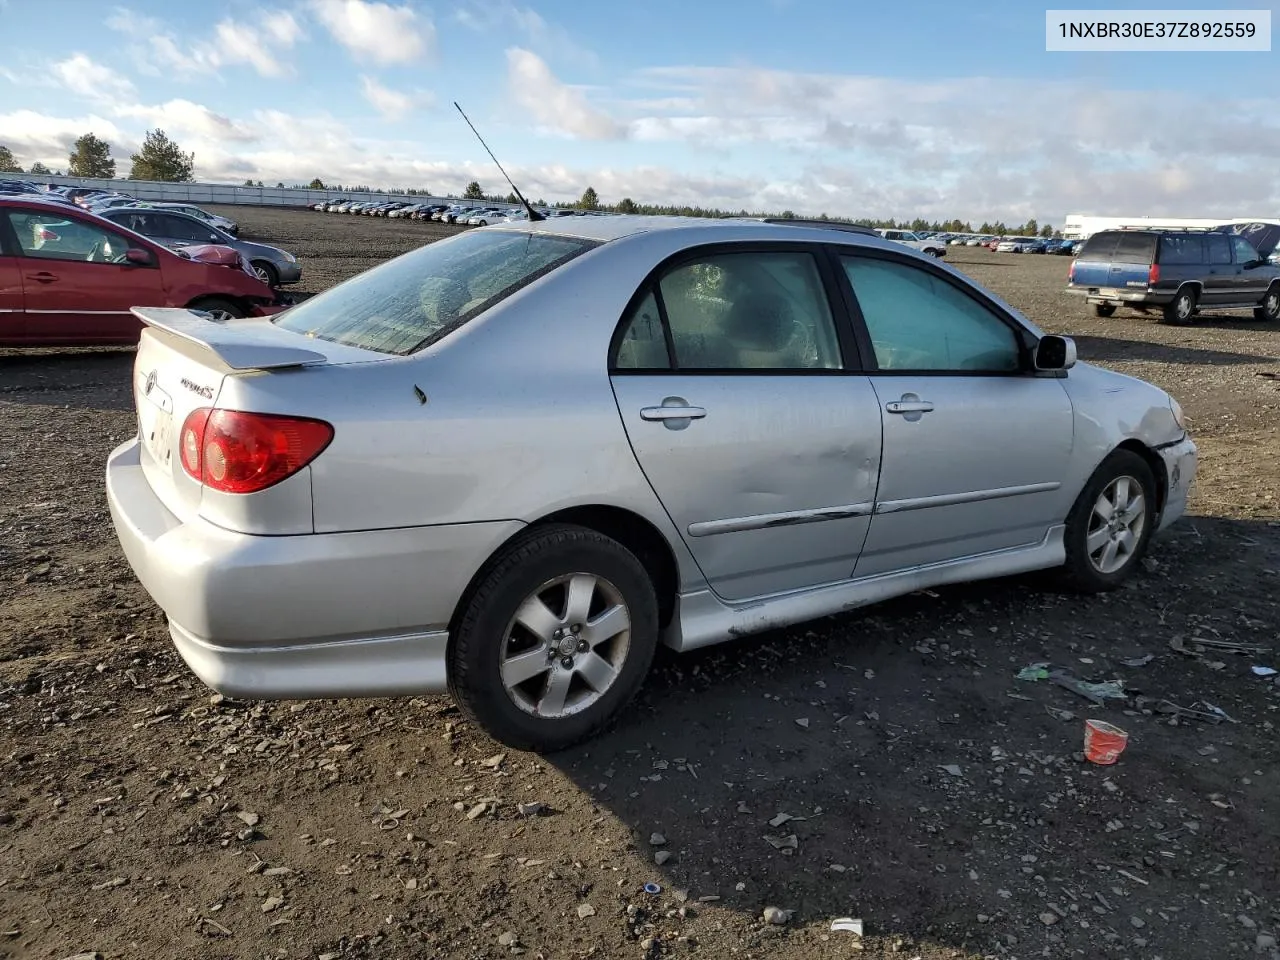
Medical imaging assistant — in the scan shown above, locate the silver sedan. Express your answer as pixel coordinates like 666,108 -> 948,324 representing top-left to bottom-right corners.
106,217 -> 1197,751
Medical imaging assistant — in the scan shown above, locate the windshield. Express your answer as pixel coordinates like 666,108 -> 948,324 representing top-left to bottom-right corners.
272,229 -> 598,355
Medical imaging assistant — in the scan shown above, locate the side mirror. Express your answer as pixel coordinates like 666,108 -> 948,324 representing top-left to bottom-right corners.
125,248 -> 153,266
1036,335 -> 1077,371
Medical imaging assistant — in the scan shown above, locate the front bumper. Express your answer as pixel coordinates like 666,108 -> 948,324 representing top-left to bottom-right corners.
274,261 -> 303,285
1155,434 -> 1198,531
249,291 -> 297,317
105,439 -> 523,700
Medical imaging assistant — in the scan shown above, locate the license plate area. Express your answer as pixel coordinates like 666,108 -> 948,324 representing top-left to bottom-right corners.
138,377 -> 175,468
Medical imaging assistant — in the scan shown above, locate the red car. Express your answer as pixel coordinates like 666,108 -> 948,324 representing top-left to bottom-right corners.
0,197 -> 287,346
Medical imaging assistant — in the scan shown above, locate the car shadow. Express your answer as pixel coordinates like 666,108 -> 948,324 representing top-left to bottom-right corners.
1071,334 -> 1275,366
536,516 -> 1280,955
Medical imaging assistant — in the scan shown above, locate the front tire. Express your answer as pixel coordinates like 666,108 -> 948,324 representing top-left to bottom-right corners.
1254,284 -> 1280,321
1094,304 -> 1116,318
1161,287 -> 1197,325
1056,450 -> 1157,593
448,524 -> 659,752
250,260 -> 279,287
188,297 -> 246,321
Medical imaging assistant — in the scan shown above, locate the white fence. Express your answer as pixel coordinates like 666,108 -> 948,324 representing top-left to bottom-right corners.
17,173 -> 471,209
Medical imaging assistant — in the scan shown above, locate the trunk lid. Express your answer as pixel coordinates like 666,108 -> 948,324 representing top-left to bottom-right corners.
129,307 -> 375,522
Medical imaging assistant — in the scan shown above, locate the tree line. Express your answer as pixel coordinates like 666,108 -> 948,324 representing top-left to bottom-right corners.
0,130 -> 194,182
0,140 -> 1056,235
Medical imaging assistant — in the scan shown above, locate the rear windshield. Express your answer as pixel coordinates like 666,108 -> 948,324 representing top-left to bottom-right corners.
273,230 -> 598,355
1077,231 -> 1157,264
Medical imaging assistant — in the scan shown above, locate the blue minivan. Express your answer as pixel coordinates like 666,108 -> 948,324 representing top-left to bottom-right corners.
1066,228 -> 1280,324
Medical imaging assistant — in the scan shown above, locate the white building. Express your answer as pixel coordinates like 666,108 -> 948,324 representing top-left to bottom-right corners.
1062,214 -> 1275,241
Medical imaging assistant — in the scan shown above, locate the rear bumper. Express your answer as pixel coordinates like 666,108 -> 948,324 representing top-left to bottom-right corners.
105,439 -> 524,700
169,622 -> 450,700
1064,286 -> 1169,305
1156,434 -> 1197,531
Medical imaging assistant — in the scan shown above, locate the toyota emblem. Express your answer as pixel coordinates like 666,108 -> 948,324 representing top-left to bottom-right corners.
144,370 -> 158,395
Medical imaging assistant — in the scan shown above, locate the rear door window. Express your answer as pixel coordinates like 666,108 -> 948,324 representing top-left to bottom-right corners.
1158,235 -> 1205,265
1207,234 -> 1232,265
157,214 -> 212,243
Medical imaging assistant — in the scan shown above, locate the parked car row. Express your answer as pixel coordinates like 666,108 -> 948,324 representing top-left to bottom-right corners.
0,195 -> 289,346
900,229 -> 1079,255
64,187 -> 241,235
0,180 -> 302,289
308,198 -> 617,226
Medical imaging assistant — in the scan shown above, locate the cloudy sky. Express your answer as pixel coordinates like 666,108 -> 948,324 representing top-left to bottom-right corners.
1,0 -> 1277,223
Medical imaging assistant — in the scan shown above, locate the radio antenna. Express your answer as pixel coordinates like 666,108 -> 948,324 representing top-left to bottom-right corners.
454,101 -> 544,221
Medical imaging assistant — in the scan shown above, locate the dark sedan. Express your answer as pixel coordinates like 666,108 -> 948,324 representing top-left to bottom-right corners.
99,208 -> 301,287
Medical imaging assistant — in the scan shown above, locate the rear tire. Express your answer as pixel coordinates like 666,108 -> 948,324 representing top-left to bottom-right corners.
1161,287 -> 1197,325
1254,284 -> 1280,321
1055,450 -> 1157,594
1093,304 -> 1116,318
188,297 -> 246,321
448,524 -> 659,752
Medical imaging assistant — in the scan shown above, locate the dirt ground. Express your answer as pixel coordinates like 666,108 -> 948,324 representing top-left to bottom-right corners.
2,206 -> 1278,960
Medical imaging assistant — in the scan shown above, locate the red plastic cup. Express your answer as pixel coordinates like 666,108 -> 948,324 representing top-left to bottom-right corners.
1084,719 -> 1129,765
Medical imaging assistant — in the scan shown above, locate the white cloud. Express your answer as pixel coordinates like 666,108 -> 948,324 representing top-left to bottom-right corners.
455,1 -> 598,67
0,110 -> 126,170
52,53 -> 136,101
105,7 -> 303,79
506,48 -> 623,140
263,10 -> 305,46
114,99 -> 259,142
311,0 -> 433,64
213,14 -> 303,78
8,48 -> 1280,225
359,75 -> 433,120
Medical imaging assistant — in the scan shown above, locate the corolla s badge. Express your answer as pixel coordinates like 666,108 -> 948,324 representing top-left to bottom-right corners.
180,377 -> 214,399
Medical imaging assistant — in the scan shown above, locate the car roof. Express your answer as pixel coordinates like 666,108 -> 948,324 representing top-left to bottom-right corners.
107,205 -> 211,223
491,214 -> 896,247
0,195 -> 85,211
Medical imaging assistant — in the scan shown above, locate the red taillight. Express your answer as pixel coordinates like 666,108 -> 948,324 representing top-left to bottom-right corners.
1148,263 -> 1160,284
1068,260 -> 1075,282
37,227 -> 59,241
178,408 -> 333,494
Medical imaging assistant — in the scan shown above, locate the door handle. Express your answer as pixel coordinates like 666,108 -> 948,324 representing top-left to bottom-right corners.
641,405 -> 707,421
26,272 -> 58,283
640,396 -> 706,431
885,400 -> 935,414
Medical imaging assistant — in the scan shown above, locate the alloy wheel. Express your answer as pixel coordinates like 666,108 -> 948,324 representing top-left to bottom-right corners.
1086,476 -> 1147,574
499,573 -> 631,718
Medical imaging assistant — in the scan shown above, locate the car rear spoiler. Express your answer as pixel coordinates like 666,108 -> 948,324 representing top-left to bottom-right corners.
132,307 -> 328,371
